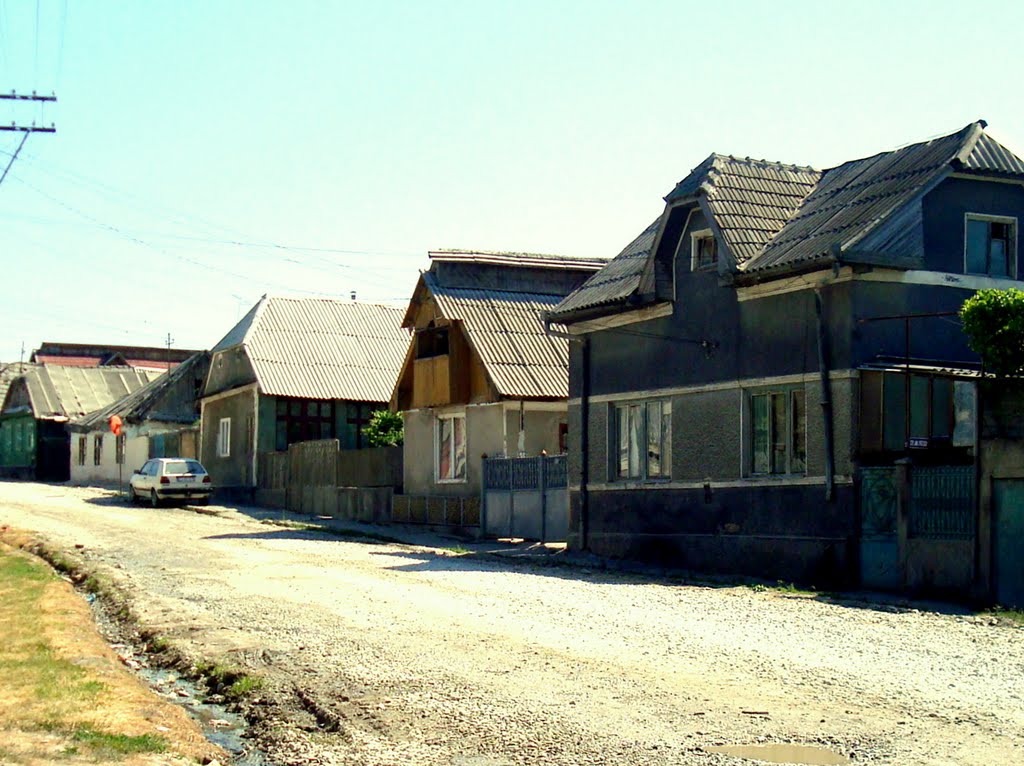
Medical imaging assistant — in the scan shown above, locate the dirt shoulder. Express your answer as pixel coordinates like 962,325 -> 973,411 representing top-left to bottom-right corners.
0,529 -> 225,766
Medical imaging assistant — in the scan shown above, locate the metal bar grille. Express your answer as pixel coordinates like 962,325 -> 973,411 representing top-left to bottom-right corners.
909,466 -> 975,539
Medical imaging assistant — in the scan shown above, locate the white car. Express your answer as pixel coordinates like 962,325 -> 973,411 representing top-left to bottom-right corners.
129,458 -> 213,507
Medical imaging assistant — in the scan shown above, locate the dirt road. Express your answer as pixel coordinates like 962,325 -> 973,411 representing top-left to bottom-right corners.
1,481 -> 1021,765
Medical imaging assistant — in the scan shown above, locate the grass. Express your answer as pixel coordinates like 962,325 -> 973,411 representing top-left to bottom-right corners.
0,545 -> 173,761
194,661 -> 263,701
446,545 -> 471,555
984,606 -> 1024,625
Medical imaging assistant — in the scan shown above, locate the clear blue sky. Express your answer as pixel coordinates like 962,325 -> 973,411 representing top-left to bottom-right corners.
2,0 -> 1023,362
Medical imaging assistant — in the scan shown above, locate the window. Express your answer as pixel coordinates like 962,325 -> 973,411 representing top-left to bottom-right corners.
115,434 -> 126,465
77,436 -> 86,466
217,418 -> 231,457
860,371 -> 957,452
691,229 -> 718,271
274,398 -> 334,451
93,434 -> 103,466
749,389 -> 806,475
965,214 -> 1016,278
612,399 -> 672,480
416,325 -> 450,359
436,413 -> 466,481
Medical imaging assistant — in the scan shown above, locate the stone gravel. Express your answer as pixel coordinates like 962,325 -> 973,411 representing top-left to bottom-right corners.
1,481 -> 1022,766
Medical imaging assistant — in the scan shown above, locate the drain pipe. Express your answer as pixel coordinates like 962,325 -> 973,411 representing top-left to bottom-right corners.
815,289 -> 836,502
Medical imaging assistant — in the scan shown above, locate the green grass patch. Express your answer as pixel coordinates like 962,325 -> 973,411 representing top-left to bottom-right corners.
194,661 -> 263,701
70,725 -> 167,755
985,606 -> 1024,625
446,545 -> 471,555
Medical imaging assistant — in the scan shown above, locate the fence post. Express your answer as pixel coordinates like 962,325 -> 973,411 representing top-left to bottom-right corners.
539,454 -> 547,543
481,457 -> 489,538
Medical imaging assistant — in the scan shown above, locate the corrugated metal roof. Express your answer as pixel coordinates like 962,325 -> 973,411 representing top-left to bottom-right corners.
958,131 -> 1024,175
70,353 -> 211,430
0,363 -> 34,410
429,250 -> 608,270
15,366 -> 162,421
426,274 -> 572,399
216,297 -> 409,403
549,218 -> 660,317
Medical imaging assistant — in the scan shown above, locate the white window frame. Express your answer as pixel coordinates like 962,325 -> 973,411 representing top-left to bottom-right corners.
610,398 -> 672,481
217,417 -> 231,458
746,387 -> 807,476
690,228 -> 718,271
435,412 -> 466,483
964,213 -> 1017,279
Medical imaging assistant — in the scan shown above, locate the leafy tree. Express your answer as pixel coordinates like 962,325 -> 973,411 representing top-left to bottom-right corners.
960,288 -> 1024,376
364,409 -> 404,447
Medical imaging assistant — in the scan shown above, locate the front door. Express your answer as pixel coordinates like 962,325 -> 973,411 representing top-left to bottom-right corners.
859,467 -> 901,590
993,479 -> 1024,608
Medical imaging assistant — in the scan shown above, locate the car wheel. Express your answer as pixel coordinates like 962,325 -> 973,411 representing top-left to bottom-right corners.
150,489 -> 159,509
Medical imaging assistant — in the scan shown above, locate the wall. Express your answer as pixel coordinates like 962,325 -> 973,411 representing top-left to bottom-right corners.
201,388 -> 255,492
204,346 -> 256,398
0,413 -> 36,474
501,407 -> 566,456
922,176 -> 1024,276
69,429 -> 148,486
402,403 -> 504,496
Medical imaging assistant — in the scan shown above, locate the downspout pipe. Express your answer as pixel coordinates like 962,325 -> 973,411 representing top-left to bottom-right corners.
814,290 -> 836,502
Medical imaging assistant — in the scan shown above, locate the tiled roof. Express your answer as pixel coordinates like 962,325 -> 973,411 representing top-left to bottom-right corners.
549,218 -> 660,317
213,296 -> 409,403
425,273 -> 572,399
4,366 -> 162,421
555,121 -> 1024,317
70,353 -> 211,431
746,123 -> 979,272
667,155 -> 820,264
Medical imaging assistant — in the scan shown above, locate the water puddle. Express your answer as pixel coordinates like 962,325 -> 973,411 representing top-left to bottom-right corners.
706,743 -> 850,765
113,646 -> 270,765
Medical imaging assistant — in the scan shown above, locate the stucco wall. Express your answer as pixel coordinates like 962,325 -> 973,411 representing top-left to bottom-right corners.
403,404 -> 505,497
201,388 -> 255,491
69,430 -> 149,485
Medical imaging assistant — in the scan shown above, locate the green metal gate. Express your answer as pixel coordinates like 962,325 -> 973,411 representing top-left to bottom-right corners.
909,466 -> 975,539
859,467 -> 900,589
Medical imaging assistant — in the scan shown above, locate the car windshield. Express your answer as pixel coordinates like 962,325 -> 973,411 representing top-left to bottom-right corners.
164,460 -> 205,475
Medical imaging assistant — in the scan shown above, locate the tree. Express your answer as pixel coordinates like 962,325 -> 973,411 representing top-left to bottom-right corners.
960,288 -> 1024,376
364,409 -> 404,447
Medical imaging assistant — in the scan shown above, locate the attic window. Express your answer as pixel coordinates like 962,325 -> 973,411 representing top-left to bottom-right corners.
965,214 -> 1016,278
691,229 -> 718,271
416,326 -> 449,359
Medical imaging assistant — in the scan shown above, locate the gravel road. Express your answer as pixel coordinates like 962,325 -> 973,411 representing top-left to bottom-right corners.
1,481 -> 1022,766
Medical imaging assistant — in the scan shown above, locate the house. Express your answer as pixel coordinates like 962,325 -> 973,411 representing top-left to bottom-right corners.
66,352 -> 212,485
0,366 -> 161,481
200,296 -> 409,497
547,120 -> 1024,597
391,250 -> 605,508
30,341 -> 199,372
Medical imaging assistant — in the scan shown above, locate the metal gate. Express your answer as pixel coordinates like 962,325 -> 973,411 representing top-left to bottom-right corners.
859,467 -> 900,589
909,466 -> 975,539
482,455 -> 568,542
993,479 -> 1024,607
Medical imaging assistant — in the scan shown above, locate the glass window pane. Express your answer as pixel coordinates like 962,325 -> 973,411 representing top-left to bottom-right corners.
290,401 -> 301,416
966,219 -> 989,274
276,399 -> 287,415
320,421 -> 332,439
453,417 -> 466,479
647,402 -> 662,477
751,394 -> 769,474
770,393 -> 787,473
628,404 -> 642,478
617,406 -> 629,478
662,402 -> 672,478
276,421 -> 287,451
321,402 -> 332,418
883,373 -> 907,451
991,239 -> 1008,277
909,375 -> 930,438
438,418 -> 452,479
791,390 -> 806,473
932,378 -> 953,438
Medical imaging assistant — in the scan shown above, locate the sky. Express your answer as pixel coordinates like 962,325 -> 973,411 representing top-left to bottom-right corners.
2,0 -> 1024,363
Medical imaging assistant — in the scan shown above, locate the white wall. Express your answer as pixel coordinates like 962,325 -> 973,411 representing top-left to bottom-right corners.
69,429 -> 149,486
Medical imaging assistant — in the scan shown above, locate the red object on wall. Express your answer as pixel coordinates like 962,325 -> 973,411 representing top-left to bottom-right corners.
108,415 -> 123,436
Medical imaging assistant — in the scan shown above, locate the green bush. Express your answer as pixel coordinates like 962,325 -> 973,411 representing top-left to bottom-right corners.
364,409 -> 404,447
960,288 -> 1024,376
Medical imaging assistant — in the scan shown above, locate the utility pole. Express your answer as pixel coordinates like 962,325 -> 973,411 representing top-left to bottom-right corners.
0,91 -> 56,188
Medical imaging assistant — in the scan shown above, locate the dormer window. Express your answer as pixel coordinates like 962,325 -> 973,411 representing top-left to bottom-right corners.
415,325 -> 449,359
965,214 -> 1016,278
691,229 -> 718,271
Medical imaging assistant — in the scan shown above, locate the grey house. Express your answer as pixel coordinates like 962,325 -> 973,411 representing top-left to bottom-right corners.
200,296 -> 409,496
548,120 -> 1024,601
